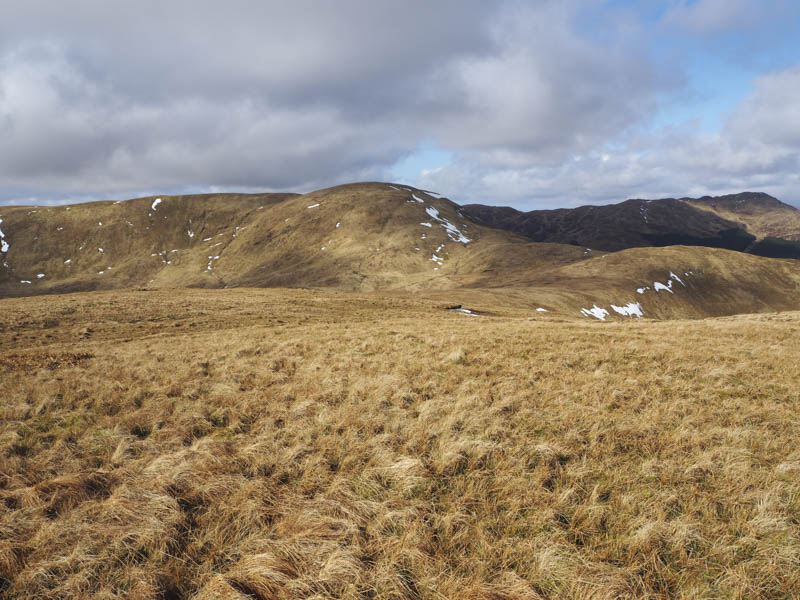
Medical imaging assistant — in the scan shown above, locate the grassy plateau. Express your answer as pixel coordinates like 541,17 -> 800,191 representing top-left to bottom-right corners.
1,288 -> 799,599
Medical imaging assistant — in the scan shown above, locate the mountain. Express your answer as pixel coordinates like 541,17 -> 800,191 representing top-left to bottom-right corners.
686,192 -> 800,258
2,183 -> 800,320
463,192 -> 800,258
0,183 -> 586,296
688,192 -> 800,239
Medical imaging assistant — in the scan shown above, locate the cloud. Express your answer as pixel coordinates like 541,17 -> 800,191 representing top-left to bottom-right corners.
0,1 -> 668,203
660,0 -> 796,33
417,66 -> 800,208
0,1 -> 797,210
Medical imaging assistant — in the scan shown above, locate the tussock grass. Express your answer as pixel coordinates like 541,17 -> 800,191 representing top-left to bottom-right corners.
1,289 -> 799,598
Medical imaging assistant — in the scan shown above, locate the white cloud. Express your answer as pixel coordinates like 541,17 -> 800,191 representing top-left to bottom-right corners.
416,65 -> 800,209
0,1 -> 797,210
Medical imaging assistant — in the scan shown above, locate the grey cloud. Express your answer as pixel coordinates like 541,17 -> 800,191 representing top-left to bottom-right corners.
2,0 -> 797,211
1,0 -> 667,203
416,67 -> 800,209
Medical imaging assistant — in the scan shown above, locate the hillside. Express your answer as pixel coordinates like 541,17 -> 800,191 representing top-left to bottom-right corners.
462,197 -> 755,252
3,183 -> 800,320
463,191 -> 800,258
2,289 -> 799,599
687,192 -> 800,258
0,183 -> 587,297
688,191 -> 800,240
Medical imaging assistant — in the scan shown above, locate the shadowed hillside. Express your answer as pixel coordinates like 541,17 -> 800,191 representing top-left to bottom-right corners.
464,192 -> 800,259
462,198 -> 755,252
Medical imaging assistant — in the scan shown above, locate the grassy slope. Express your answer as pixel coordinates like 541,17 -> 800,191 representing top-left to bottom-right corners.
0,192 -> 295,294
4,183 -> 800,320
688,193 -> 800,241
1,288 -> 799,599
0,183 -> 588,296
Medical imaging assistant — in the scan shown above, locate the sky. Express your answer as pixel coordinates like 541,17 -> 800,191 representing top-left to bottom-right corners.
1,0 -> 799,209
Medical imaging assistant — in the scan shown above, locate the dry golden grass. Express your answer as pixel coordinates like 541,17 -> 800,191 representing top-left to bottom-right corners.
1,288 -> 800,599
689,198 -> 800,241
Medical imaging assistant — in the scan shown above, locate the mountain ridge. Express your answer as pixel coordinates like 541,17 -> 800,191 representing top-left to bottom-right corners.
3,183 -> 800,321
463,191 -> 800,258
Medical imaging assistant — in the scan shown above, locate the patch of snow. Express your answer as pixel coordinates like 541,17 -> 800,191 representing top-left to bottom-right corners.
321,247 -> 326,251
187,230 -> 195,238
20,280 -> 31,284
307,203 -> 320,208
420,222 -> 433,227
424,206 -> 471,244
653,281 -> 673,293
0,219 -> 8,253
670,271 -> 685,286
424,190 -> 443,198
98,221 -> 102,226
64,259 -> 71,264
206,255 -> 221,271
411,193 -> 425,203
536,308 -> 548,312
456,308 -> 477,316
414,247 -> 420,251
203,237 -> 213,242
388,184 -> 402,191
37,273 -> 45,279
151,198 -> 162,211
611,302 -> 643,318
636,287 -> 650,294
581,305 -> 609,321
57,227 -> 63,231
98,248 -> 104,253
336,222 -> 340,228
97,271 -> 104,275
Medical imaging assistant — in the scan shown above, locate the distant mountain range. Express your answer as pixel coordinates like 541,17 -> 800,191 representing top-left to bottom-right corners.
463,192 -> 800,259
2,184 -> 800,320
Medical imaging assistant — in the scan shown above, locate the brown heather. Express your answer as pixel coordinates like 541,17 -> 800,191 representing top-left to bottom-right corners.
1,288 -> 799,599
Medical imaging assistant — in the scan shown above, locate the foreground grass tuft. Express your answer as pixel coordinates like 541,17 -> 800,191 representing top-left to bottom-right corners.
1,289 -> 799,598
